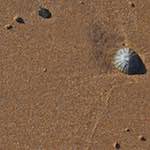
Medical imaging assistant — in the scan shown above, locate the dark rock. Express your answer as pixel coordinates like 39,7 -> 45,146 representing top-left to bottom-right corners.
4,24 -> 13,29
113,142 -> 120,149
124,128 -> 130,132
138,135 -> 146,141
14,16 -> 25,24
79,1 -> 85,4
38,7 -> 52,19
43,68 -> 47,72
131,3 -> 135,7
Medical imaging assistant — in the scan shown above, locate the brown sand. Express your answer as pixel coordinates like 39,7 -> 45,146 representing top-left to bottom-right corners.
0,0 -> 150,149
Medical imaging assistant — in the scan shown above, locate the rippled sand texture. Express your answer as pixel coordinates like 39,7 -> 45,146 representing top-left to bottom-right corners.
0,0 -> 150,149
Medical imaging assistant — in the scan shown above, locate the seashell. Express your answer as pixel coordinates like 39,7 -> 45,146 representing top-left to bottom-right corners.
113,48 -> 146,75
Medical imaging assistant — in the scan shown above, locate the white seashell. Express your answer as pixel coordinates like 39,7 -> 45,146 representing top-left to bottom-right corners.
113,48 -> 146,75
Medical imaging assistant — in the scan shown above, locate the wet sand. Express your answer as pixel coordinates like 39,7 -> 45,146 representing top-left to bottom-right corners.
0,0 -> 150,149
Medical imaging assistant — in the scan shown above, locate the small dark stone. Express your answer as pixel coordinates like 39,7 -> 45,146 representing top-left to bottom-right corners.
138,135 -> 146,141
14,16 -> 25,24
122,43 -> 126,46
113,142 -> 120,149
79,1 -> 85,4
124,128 -> 130,132
131,3 -> 135,8
43,68 -> 47,72
4,24 -> 13,30
38,7 -> 52,19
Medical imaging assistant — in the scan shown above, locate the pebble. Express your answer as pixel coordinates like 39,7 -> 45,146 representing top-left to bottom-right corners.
13,16 -> 25,24
138,135 -> 146,141
129,2 -> 135,8
79,1 -> 85,4
131,3 -> 135,7
38,7 -> 52,19
124,128 -> 130,132
113,142 -> 120,149
4,24 -> 13,30
122,43 -> 128,46
43,68 -> 47,72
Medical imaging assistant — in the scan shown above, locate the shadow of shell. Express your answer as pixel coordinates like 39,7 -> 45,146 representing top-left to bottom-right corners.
89,22 -> 124,73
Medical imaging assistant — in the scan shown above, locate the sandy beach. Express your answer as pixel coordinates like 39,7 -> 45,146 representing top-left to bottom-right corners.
0,0 -> 150,149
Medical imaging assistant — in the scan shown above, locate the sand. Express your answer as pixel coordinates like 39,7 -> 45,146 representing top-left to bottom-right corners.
0,0 -> 150,149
